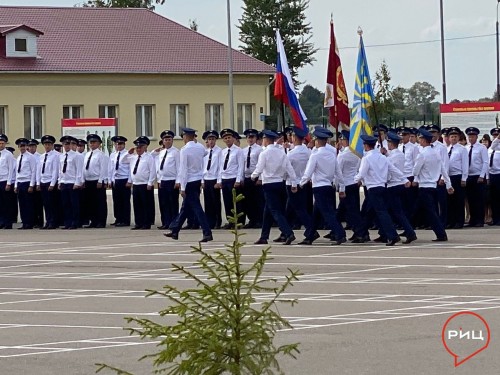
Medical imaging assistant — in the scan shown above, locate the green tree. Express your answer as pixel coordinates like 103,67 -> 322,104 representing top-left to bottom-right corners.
82,0 -> 165,10
238,0 -> 316,82
96,190 -> 301,375
299,85 -> 324,125
373,60 -> 395,126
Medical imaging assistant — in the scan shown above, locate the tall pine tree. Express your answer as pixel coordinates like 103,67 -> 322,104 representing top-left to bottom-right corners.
238,0 -> 316,82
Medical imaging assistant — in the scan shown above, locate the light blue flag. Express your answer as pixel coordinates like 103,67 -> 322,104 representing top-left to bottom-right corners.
349,32 -> 374,157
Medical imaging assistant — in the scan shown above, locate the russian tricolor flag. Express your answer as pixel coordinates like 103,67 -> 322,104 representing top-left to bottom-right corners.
274,29 -> 308,134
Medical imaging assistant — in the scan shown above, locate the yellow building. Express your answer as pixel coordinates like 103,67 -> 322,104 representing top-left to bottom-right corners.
0,6 -> 274,147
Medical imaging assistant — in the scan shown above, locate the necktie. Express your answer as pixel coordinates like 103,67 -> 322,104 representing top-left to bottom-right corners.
468,145 -> 473,166
18,154 -> 23,173
223,148 -> 230,170
85,151 -> 93,170
160,149 -> 168,170
133,155 -> 141,175
42,153 -> 48,174
246,146 -> 251,168
62,153 -> 68,173
491,150 -> 496,168
207,149 -> 213,171
115,151 -> 120,171
402,145 -> 405,154
448,146 -> 453,158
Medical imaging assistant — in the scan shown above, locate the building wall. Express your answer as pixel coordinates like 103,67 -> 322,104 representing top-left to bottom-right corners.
0,72 -> 271,148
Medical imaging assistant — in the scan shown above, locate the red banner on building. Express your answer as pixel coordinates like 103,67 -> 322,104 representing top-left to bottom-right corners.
61,118 -> 117,127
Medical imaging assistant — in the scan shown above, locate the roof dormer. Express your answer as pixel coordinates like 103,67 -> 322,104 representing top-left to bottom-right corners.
0,24 -> 43,58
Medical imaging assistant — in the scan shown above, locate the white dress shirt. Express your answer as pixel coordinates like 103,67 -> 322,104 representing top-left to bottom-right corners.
108,149 -> 131,182
432,140 -> 450,174
123,152 -> 156,186
251,144 -> 296,186
83,148 -> 109,183
0,148 -> 16,183
15,151 -> 37,188
337,147 -> 360,187
202,145 -> 222,182
155,146 -> 180,182
286,144 -> 311,186
447,143 -> 469,181
413,146 -> 451,189
242,143 -> 263,178
300,146 -> 345,191
37,150 -> 60,187
488,140 -> 500,176
59,150 -> 84,186
386,148 -> 407,188
398,141 -> 420,177
354,149 -> 402,190
218,144 -> 244,183
178,141 -> 206,190
466,142 -> 489,178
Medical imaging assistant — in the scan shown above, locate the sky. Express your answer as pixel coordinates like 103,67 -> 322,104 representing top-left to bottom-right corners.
1,0 -> 498,102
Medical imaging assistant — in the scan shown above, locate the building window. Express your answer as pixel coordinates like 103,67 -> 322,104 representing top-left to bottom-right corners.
170,104 -> 188,136
15,38 -> 27,52
0,106 -> 6,134
24,106 -> 43,139
63,105 -> 82,119
237,104 -> 254,134
99,105 -> 118,118
136,105 -> 154,137
205,104 -> 223,132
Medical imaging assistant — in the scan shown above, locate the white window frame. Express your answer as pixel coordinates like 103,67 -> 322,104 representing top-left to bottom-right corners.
63,105 -> 83,119
99,105 -> 118,118
205,104 -> 223,132
0,106 -> 7,134
136,104 -> 154,137
237,103 -> 255,134
24,105 -> 44,139
170,104 -> 188,137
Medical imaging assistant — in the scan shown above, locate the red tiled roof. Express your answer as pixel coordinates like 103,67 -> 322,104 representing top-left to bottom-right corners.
0,6 -> 274,75
0,24 -> 44,36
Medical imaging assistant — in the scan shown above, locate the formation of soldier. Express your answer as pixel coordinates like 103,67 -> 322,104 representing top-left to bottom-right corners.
0,122 -> 498,245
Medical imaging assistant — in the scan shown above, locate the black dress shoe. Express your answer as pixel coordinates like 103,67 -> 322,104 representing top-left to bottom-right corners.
68,226 -> 77,230
386,236 -> 401,246
298,239 -> 313,245
200,235 -> 213,242
373,236 -> 387,243
115,223 -> 129,227
110,222 -> 117,226
84,224 -> 97,229
141,226 -> 151,230
351,237 -> 367,244
164,231 -> 179,240
273,236 -> 286,243
157,225 -> 166,230
311,232 -> 320,242
221,223 -> 233,230
348,234 -> 356,241
243,223 -> 254,229
323,233 -> 332,239
398,232 -> 406,237
333,237 -> 347,245
131,226 -> 141,230
46,225 -> 57,230
432,236 -> 448,242
254,238 -> 268,245
452,224 -> 463,229
402,235 -> 417,244
284,234 -> 296,245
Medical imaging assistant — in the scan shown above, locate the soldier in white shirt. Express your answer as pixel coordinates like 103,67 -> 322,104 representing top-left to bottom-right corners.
14,138 -> 37,229
241,128 -> 263,229
59,135 -> 84,229
0,133 -> 16,229
428,124 -> 450,227
216,128 -> 245,229
201,130 -> 222,229
465,126 -> 489,227
28,138 -> 44,228
446,127 -> 469,228
36,135 -> 60,229
152,130 -> 180,230
83,134 -> 109,228
397,127 -> 420,223
488,127 -> 500,225
108,136 -> 131,227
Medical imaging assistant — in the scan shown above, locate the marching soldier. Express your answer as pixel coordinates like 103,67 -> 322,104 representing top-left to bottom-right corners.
27,138 -> 44,228
108,136 -> 131,227
488,127 -> 500,226
82,133 -> 109,228
14,138 -> 37,229
76,139 -> 87,154
465,127 -> 489,227
374,124 -> 389,150
397,126 -> 420,222
428,124 -> 449,226
59,135 -> 84,229
0,134 -> 16,229
242,128 -> 263,228
36,135 -> 60,229
164,128 -> 213,242
446,127 -> 468,228
202,130 -> 222,229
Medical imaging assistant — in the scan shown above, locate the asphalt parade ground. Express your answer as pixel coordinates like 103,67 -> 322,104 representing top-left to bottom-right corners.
1,225 -> 500,375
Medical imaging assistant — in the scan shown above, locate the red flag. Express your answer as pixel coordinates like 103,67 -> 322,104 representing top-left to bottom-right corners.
324,18 -> 349,131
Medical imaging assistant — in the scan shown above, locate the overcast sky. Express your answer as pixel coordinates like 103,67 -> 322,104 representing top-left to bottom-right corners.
1,0 -> 498,102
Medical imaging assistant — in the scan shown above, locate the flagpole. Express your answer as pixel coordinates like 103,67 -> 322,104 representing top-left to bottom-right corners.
226,0 -> 235,130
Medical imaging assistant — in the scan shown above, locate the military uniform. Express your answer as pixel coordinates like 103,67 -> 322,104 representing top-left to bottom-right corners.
0,134 -> 16,229
37,135 -> 60,229
108,136 -> 131,226
446,127 -> 468,228
488,128 -> 500,225
15,138 -> 37,229
241,128 -> 263,228
201,130 -> 222,229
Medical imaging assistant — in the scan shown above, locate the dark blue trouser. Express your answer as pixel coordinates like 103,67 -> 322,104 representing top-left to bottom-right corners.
221,178 -> 244,224
84,180 -> 107,226
33,189 -> 43,227
386,184 -> 415,238
60,183 -> 80,228
365,186 -> 397,241
0,180 -> 14,227
259,182 -> 293,240
169,180 -> 211,237
40,183 -> 57,227
17,181 -> 34,227
203,179 -> 222,229
159,180 -> 179,228
312,185 -> 346,241
286,185 -> 314,239
436,183 -> 448,227
112,178 -> 131,225
342,183 -> 367,238
490,174 -> 500,224
402,176 -> 418,224
243,177 -> 263,226
417,187 -> 447,238
132,184 -> 152,228
466,175 -> 485,226
448,175 -> 465,227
